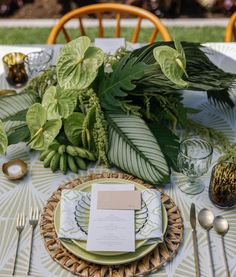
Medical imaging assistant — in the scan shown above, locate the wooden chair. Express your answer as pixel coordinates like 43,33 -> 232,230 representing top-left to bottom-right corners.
47,3 -> 171,44
225,12 -> 236,42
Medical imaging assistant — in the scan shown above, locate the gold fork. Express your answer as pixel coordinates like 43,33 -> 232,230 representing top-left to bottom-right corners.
12,213 -> 25,275
26,207 -> 39,275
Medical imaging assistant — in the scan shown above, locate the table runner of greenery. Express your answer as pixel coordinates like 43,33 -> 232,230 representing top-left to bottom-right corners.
0,37 -> 235,186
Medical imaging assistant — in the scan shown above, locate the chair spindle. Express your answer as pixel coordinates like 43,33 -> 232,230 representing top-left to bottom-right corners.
116,13 -> 121,37
97,13 -> 104,37
62,27 -> 71,42
149,29 -> 159,43
78,17 -> 86,36
132,17 -> 142,43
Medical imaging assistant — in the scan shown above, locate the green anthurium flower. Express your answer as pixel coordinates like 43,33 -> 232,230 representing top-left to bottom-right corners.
26,103 -> 62,150
42,85 -> 77,120
153,40 -> 188,87
57,36 -> 104,90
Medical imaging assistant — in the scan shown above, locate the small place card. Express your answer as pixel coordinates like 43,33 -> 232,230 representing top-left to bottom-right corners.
97,191 -> 141,210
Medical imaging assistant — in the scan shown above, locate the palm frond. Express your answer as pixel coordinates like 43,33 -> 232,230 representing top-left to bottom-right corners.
131,42 -> 236,107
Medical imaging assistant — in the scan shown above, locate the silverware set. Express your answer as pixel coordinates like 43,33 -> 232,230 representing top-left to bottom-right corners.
12,207 -> 39,276
190,203 -> 230,277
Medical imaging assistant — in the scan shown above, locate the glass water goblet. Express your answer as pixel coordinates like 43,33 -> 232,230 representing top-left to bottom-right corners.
177,138 -> 213,195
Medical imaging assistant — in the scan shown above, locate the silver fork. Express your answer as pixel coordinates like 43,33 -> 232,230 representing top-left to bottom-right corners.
12,213 -> 25,275
27,207 -> 39,275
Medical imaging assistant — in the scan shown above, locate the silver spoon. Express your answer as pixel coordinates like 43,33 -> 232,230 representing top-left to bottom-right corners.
198,208 -> 215,277
213,216 -> 230,277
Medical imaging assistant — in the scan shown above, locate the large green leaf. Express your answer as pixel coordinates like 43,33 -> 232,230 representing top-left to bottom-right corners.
26,103 -> 62,150
0,120 -> 7,154
106,113 -> 169,185
57,36 -> 104,90
2,109 -> 27,122
64,112 -> 85,146
153,43 -> 188,88
98,54 -> 146,111
42,86 -> 77,119
148,123 -> 179,171
0,91 -> 38,121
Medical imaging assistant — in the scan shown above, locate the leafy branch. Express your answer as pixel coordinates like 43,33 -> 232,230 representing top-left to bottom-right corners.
98,54 -> 147,111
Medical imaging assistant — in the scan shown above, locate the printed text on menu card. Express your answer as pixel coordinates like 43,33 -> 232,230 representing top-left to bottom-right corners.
86,183 -> 135,252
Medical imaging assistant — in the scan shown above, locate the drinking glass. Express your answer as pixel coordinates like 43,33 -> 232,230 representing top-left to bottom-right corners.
2,52 -> 28,87
24,51 -> 51,78
177,138 -> 213,194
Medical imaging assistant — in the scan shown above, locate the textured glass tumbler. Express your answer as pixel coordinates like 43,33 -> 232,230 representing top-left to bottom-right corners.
24,51 -> 51,77
177,138 -> 213,194
2,52 -> 28,87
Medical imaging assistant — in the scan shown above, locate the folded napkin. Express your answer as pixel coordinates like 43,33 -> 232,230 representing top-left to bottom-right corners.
58,188 -> 163,242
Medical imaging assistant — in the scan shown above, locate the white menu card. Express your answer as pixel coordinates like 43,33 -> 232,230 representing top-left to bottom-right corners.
86,183 -> 135,252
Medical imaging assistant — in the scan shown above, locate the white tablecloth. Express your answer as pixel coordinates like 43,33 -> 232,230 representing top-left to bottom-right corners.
0,43 -> 236,277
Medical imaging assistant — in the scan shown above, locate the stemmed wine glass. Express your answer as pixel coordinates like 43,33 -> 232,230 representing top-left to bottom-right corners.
177,138 -> 213,195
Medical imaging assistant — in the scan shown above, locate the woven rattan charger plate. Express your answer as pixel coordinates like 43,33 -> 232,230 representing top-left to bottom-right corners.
40,172 -> 184,277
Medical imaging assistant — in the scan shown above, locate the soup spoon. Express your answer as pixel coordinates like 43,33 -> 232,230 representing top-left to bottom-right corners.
213,216 -> 230,277
198,208 -> 215,277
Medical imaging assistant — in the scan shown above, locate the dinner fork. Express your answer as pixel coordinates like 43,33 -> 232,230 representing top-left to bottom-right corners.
26,207 -> 39,275
12,213 -> 25,275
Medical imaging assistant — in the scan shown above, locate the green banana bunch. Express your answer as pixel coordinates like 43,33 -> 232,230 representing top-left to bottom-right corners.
39,144 -> 96,174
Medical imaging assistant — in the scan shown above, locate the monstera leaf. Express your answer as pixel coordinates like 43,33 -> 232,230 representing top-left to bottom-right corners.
64,112 -> 85,146
57,36 -> 104,90
98,54 -> 146,111
106,113 -> 169,185
0,120 -> 7,154
42,86 -> 77,119
153,41 -> 188,87
26,103 -> 62,150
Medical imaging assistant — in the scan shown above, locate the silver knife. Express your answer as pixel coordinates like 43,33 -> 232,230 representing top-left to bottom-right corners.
190,203 -> 200,277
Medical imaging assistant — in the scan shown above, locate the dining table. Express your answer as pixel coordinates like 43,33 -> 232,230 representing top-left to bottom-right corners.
0,41 -> 235,277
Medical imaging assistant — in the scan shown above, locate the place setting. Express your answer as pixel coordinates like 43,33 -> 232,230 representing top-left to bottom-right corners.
40,172 -> 183,276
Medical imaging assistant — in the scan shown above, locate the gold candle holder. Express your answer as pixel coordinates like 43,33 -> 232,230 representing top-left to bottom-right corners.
2,159 -> 28,180
2,52 -> 28,87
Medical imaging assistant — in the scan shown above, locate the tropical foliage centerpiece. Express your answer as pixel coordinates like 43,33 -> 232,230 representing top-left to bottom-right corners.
0,37 -> 235,186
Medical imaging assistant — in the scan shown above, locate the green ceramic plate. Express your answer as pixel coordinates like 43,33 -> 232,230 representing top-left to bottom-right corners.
71,178 -> 167,255
54,178 -> 168,265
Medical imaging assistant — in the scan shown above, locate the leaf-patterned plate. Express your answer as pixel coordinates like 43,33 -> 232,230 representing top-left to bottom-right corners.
71,178 -> 167,256
54,178 -> 168,264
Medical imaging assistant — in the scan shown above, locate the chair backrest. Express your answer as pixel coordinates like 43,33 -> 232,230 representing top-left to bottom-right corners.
225,12 -> 236,42
47,3 -> 171,44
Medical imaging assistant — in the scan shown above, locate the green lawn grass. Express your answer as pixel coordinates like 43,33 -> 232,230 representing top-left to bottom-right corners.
0,26 -> 225,44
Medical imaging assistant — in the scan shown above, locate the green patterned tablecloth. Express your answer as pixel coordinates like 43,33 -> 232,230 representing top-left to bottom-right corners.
0,43 -> 236,277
